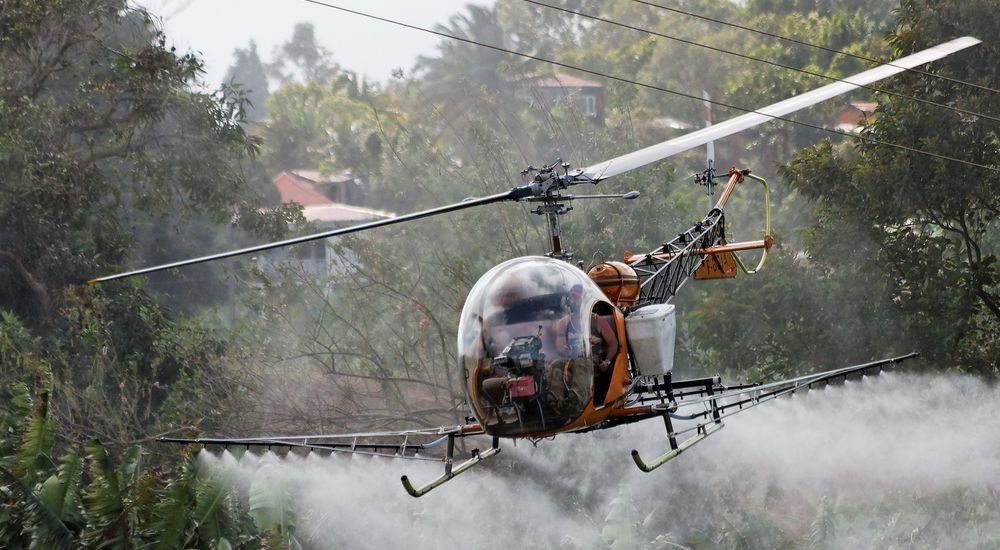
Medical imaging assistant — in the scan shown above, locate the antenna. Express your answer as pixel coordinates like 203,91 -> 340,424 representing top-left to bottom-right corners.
701,90 -> 716,209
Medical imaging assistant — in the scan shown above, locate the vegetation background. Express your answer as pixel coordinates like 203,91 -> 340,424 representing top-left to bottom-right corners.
0,0 -> 996,547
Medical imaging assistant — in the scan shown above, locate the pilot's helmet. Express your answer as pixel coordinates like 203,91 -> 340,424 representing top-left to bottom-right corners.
494,276 -> 527,307
563,283 -> 584,313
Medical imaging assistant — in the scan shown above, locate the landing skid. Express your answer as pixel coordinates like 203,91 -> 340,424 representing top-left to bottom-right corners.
401,435 -> 501,497
631,376 -> 724,472
632,420 -> 723,472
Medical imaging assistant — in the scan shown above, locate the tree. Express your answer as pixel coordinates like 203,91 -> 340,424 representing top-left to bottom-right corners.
266,22 -> 339,85
722,8 -> 883,174
224,40 -> 271,122
414,2 -> 538,148
780,0 -> 1000,374
260,81 -> 389,183
0,0 -> 286,319
0,0 -> 295,452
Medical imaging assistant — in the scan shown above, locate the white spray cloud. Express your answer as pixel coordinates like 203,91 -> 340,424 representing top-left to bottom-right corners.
200,372 -> 1000,549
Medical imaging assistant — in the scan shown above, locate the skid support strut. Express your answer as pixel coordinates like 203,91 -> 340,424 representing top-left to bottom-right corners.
631,380 -> 724,472
401,435 -> 500,497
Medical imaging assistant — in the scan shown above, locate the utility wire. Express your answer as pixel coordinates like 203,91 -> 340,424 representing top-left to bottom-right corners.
526,0 -> 1000,123
299,0 -> 999,174
629,0 -> 1000,96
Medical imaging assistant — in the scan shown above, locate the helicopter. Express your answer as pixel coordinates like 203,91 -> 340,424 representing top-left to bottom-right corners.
89,36 -> 978,497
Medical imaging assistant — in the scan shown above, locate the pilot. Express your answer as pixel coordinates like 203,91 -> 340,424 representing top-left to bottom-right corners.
557,284 -> 619,372
482,275 -> 529,356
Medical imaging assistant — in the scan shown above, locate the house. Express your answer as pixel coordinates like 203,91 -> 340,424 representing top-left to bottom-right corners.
273,169 -> 368,208
265,170 -> 393,280
835,101 -> 878,133
273,170 -> 392,224
522,73 -> 605,124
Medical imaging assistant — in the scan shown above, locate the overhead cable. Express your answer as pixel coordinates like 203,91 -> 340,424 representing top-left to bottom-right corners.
526,0 -> 1000,123
629,0 -> 1000,96
298,0 -> 999,175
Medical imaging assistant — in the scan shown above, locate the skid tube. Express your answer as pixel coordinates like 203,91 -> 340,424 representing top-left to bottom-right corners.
632,420 -> 724,472
401,435 -> 500,497
631,377 -> 724,472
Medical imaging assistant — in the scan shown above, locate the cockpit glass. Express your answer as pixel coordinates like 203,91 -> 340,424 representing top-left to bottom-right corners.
457,257 -> 605,436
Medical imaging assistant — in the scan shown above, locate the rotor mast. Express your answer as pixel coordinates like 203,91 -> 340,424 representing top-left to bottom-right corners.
521,160 -> 579,261
521,159 -> 638,262
538,199 -> 570,260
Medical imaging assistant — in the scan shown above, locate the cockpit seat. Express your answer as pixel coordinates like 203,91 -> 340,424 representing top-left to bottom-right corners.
481,377 -> 508,407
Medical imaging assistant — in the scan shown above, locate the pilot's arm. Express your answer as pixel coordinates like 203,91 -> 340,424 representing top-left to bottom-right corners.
593,315 -> 619,372
552,315 -> 571,355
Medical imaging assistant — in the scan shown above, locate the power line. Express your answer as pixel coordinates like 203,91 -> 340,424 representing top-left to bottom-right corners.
629,0 -> 1000,96
298,0 -> 999,175
525,0 -> 1000,124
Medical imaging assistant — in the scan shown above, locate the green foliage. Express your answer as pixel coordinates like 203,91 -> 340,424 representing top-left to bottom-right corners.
777,0 -> 1000,375
0,466 -> 75,549
601,487 -> 683,550
150,451 -> 198,550
806,496 -> 836,550
38,447 -> 85,530
267,22 -> 339,85
224,40 -> 271,122
0,363 -> 266,547
247,456 -> 299,547
190,460 -> 247,548
724,9 -> 876,170
0,0 -> 289,318
261,81 -> 386,179
14,362 -> 56,484
26,287 -> 247,451
0,0 -> 291,458
147,449 -> 257,550
80,441 -> 146,547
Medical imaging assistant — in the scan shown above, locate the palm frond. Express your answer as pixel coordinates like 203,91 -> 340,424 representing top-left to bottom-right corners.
190,457 -> 244,547
0,466 -> 75,550
247,457 -> 296,538
14,396 -> 56,483
81,439 -> 127,548
0,381 -> 32,468
150,451 -> 197,550
39,445 -> 84,528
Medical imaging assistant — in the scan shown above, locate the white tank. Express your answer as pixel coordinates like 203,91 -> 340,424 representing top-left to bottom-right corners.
625,304 -> 676,376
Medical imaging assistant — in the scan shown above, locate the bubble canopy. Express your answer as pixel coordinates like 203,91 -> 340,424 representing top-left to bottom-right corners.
458,257 -> 610,436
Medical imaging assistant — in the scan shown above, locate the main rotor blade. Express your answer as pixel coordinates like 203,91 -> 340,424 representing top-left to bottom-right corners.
87,189 -> 520,284
89,37 -> 979,285
580,36 -> 981,182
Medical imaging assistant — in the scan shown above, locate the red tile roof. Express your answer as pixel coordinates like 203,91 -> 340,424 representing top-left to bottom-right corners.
273,171 -> 333,206
271,170 -> 392,223
836,102 -> 879,129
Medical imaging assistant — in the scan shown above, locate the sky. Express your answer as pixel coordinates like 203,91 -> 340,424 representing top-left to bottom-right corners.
136,0 -> 495,88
